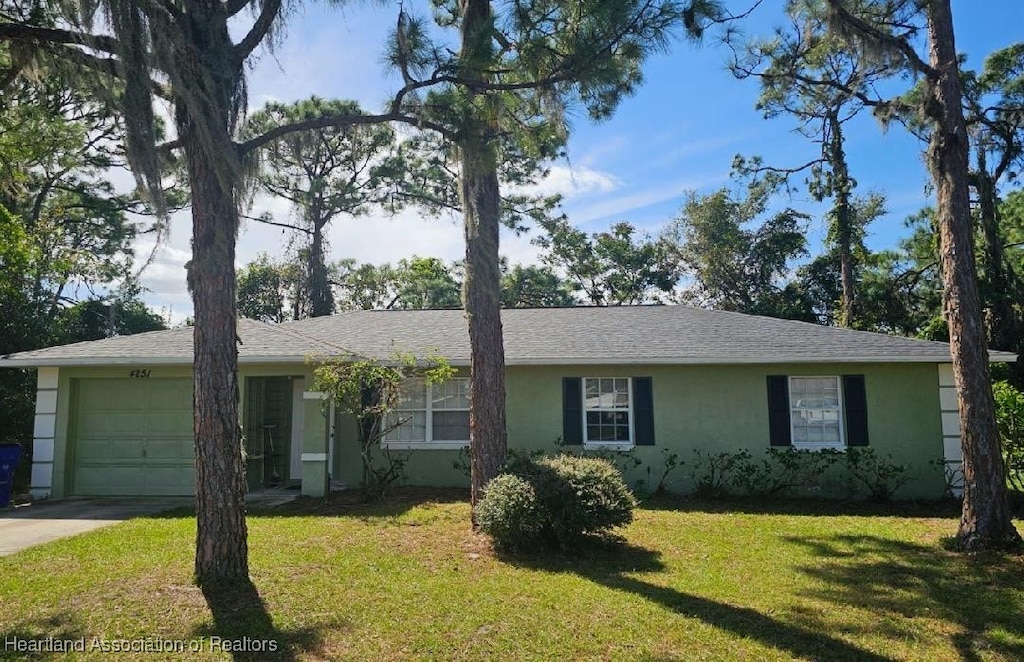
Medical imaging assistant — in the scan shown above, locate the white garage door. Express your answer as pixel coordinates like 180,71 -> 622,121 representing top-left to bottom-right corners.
71,378 -> 194,496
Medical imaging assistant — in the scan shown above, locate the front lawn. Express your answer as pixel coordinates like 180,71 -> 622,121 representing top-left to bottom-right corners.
1,490 -> 1022,660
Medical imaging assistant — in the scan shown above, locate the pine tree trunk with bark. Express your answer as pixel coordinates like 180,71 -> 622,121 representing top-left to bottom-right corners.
181,8 -> 250,582
458,0 -> 508,513
925,0 -> 1021,551
309,215 -> 334,318
974,152 -> 1015,352
828,114 -> 857,327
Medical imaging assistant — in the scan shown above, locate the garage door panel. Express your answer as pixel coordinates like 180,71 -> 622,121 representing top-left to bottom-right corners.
72,378 -> 195,497
145,437 -> 192,460
76,439 -> 114,462
148,381 -> 193,409
78,412 -> 111,437
147,411 -> 191,436
111,439 -> 144,459
108,412 -> 149,436
78,388 -> 112,410
143,464 -> 194,495
108,382 -> 151,409
74,465 -> 145,496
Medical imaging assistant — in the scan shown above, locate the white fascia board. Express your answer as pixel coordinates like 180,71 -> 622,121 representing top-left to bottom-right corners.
0,356 -> 193,367
504,355 -> 1009,365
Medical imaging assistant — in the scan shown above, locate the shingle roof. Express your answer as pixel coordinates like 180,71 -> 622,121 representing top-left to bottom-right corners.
0,318 -> 345,367
3,306 -> 1012,368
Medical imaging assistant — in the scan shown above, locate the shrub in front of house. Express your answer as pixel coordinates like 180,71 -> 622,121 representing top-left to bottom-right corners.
476,454 -> 637,550
473,473 -> 543,549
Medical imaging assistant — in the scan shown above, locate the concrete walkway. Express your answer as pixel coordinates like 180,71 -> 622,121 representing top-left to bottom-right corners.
0,497 -> 191,556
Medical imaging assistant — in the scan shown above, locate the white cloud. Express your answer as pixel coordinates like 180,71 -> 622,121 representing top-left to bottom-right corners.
566,174 -> 728,227
525,164 -> 621,199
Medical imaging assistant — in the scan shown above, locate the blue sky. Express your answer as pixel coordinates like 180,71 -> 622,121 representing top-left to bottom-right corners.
136,0 -> 1024,321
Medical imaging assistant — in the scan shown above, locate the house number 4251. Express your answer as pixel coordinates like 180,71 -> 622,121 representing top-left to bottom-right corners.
129,369 -> 152,378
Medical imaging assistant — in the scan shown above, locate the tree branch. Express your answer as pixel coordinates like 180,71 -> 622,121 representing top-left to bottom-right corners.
824,0 -> 935,79
0,22 -> 120,55
240,213 -> 312,235
233,0 -> 282,63
239,111 -> 456,155
223,0 -> 251,16
42,43 -> 172,100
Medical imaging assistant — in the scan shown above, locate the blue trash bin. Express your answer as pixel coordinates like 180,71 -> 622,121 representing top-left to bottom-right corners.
0,444 -> 22,508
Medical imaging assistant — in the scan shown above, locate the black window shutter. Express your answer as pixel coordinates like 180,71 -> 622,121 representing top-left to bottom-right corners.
843,374 -> 869,447
562,378 -> 583,445
766,375 -> 792,446
633,377 -> 655,445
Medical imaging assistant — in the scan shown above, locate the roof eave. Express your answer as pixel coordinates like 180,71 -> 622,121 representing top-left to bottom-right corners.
2,351 -> 1014,369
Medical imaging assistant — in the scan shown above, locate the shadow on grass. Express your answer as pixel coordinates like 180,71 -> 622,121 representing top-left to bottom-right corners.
499,539 -> 892,661
261,486 -> 472,520
639,493 -> 963,519
197,578 -> 325,662
782,533 -> 1024,661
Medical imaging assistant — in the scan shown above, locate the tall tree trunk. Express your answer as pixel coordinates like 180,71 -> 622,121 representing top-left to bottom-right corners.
829,114 -> 857,327
309,217 -> 334,318
926,0 -> 1021,551
182,7 -> 249,583
974,151 -> 1015,351
459,0 -> 508,514
186,134 -> 250,581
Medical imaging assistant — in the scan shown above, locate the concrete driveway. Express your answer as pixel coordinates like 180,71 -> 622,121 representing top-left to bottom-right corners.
0,497 -> 192,556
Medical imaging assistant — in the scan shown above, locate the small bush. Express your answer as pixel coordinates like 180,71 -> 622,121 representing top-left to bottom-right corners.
534,455 -> 637,544
688,449 -> 749,497
733,448 -> 843,496
994,380 -> 1024,492
844,448 -> 911,501
474,474 -> 542,550
475,454 -> 637,550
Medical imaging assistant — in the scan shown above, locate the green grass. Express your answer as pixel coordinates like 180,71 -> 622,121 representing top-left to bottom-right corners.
1,490 -> 1022,661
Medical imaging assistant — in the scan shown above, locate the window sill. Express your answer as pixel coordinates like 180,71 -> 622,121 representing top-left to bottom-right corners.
381,441 -> 469,451
583,442 -> 635,452
790,443 -> 846,452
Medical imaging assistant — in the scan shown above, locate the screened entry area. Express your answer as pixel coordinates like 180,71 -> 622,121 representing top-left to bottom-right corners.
244,376 -> 303,491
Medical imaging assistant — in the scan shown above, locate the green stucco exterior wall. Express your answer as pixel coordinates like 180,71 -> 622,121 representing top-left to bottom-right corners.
43,360 -> 947,500
327,362 -> 947,499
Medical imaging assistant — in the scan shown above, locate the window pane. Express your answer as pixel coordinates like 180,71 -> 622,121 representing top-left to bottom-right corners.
583,378 -> 632,443
789,376 -> 842,445
396,380 -> 426,409
432,411 -> 469,441
384,411 -> 426,442
434,379 -> 470,410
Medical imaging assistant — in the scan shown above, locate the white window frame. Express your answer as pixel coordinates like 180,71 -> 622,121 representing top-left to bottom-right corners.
382,378 -> 470,451
582,377 -> 635,451
788,376 -> 845,450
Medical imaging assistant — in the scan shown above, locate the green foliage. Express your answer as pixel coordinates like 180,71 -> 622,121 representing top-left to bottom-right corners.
500,262 -> 575,308
237,253 -> 300,322
653,449 -> 683,496
476,454 -> 637,549
686,447 -> 913,500
669,184 -> 815,320
311,352 -> 455,499
688,449 -> 750,497
844,448 -> 912,501
732,448 -> 843,497
994,381 -> 1024,492
473,474 -> 543,550
534,218 -> 681,305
